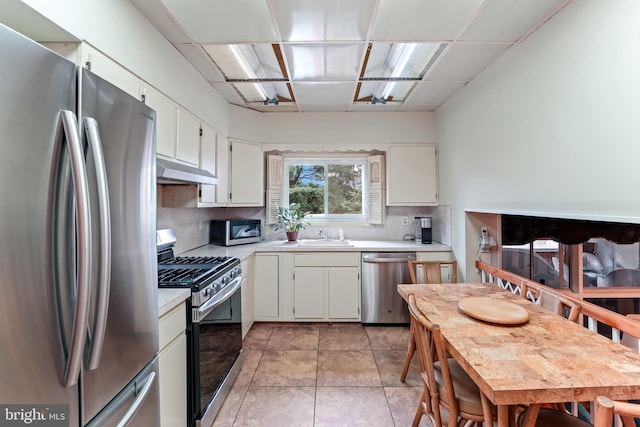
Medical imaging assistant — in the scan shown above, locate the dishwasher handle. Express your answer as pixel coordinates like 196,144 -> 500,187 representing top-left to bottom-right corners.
362,255 -> 416,263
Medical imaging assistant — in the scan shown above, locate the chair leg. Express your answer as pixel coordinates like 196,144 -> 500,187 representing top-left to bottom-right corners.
411,403 -> 424,427
412,389 -> 430,427
401,327 -> 416,382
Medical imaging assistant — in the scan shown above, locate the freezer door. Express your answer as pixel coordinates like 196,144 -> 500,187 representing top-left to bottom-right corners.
78,68 -> 159,425
86,358 -> 160,427
0,24 -> 81,424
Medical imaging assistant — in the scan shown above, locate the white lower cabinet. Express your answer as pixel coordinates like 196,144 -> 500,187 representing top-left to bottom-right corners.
293,267 -> 325,319
158,302 -> 187,427
328,268 -> 360,319
251,250 -> 451,324
254,254 -> 281,320
292,253 -> 360,321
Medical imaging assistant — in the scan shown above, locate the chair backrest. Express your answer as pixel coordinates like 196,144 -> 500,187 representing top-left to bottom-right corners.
594,396 -> 640,427
408,260 -> 458,284
408,294 -> 460,422
521,282 -> 581,322
408,293 -> 495,427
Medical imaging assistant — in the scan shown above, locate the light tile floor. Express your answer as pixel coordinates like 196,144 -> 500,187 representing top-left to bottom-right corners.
211,322 -> 431,427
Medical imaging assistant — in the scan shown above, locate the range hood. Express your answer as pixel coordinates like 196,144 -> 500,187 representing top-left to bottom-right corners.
156,158 -> 219,185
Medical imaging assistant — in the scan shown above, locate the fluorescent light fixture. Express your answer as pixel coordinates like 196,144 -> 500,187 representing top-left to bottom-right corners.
381,43 -> 416,99
229,45 -> 269,100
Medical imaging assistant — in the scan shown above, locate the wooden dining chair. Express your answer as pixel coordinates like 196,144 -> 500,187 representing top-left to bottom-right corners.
407,260 -> 458,285
408,293 -> 496,427
521,282 -> 582,322
517,407 -> 593,426
594,396 -> 640,427
517,282 -> 591,427
401,260 -> 457,382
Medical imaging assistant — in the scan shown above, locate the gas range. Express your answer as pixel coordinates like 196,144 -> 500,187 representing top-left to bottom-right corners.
156,229 -> 244,427
157,230 -> 242,308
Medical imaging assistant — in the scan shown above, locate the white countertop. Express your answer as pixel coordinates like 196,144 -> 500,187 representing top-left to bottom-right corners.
179,239 -> 450,261
158,288 -> 190,317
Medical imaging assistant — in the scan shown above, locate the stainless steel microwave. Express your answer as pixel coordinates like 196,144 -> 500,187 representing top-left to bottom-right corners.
209,219 -> 261,246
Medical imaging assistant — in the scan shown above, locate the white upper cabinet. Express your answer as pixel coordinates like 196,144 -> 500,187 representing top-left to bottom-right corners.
176,107 -> 200,166
200,123 -> 216,176
386,144 -> 438,206
198,123 -> 217,205
214,135 -> 230,206
163,122 -> 231,208
140,81 -> 178,159
229,140 -> 264,206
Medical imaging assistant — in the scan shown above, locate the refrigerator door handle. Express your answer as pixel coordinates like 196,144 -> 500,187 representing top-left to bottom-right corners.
60,110 -> 92,387
116,371 -> 156,427
83,117 -> 112,371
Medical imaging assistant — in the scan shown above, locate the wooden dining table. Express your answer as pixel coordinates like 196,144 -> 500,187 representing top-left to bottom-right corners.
398,282 -> 640,427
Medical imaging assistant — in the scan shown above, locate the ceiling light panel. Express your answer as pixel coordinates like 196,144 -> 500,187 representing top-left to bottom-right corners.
284,43 -> 364,81
364,43 -> 441,79
270,0 -> 377,41
232,81 -> 290,102
359,81 -> 416,101
232,82 -> 277,103
202,44 -> 283,80
293,82 -> 356,105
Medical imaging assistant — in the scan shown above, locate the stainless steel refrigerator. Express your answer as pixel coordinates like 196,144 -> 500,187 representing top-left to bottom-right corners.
0,23 -> 160,426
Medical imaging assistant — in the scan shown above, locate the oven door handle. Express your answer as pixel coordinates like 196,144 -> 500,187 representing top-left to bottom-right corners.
197,277 -> 243,321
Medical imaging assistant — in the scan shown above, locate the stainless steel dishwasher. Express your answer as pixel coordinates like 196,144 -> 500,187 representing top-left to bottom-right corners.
361,252 -> 416,324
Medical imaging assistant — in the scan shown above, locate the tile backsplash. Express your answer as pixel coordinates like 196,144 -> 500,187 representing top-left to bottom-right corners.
158,189 -> 451,254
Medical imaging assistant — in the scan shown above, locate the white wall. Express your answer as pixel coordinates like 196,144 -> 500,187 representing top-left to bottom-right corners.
228,105 -> 264,142
262,111 -> 436,148
11,0 -> 229,134
437,0 -> 640,279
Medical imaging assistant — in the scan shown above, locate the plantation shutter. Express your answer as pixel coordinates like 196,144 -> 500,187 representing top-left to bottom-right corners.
266,154 -> 284,224
368,154 -> 385,224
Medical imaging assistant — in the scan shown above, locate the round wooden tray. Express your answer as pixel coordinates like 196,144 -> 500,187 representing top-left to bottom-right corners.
458,296 -> 530,325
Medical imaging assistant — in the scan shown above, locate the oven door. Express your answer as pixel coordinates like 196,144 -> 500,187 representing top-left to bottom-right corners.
190,277 -> 243,427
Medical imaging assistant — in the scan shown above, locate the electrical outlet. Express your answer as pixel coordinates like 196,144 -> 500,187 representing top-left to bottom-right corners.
402,216 -> 409,226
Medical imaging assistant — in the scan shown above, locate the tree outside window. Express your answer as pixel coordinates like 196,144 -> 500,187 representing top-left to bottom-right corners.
286,159 -> 365,219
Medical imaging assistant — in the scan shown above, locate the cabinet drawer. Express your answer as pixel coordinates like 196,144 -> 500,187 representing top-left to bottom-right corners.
159,303 -> 186,350
294,252 -> 359,267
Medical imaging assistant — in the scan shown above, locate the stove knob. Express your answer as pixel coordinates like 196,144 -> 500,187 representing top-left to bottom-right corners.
229,269 -> 237,279
204,288 -> 212,298
221,277 -> 228,286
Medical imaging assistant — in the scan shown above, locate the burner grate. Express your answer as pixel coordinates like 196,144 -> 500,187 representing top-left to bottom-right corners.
158,268 -> 216,285
157,256 -> 239,288
166,256 -> 221,265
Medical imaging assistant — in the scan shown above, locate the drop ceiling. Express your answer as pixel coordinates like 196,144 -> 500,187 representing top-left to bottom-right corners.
130,0 -> 570,113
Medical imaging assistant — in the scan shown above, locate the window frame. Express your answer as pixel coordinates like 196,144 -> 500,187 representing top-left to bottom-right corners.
283,155 -> 370,224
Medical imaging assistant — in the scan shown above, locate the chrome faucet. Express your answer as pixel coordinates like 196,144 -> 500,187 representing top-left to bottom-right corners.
319,230 -> 328,240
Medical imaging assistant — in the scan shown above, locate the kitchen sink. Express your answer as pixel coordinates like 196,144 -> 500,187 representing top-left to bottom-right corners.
297,239 -> 354,247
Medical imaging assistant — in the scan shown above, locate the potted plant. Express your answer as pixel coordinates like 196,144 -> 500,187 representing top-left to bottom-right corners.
274,202 -> 309,242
